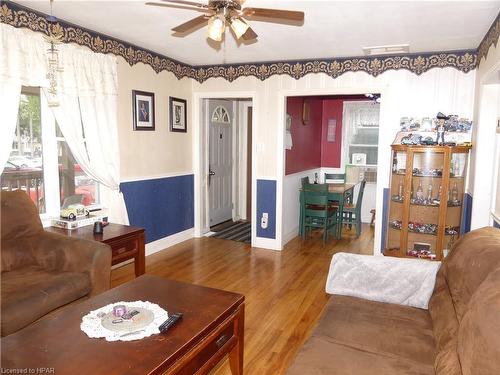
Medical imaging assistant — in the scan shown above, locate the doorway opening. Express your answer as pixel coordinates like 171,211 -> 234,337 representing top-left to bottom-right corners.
201,98 -> 253,243
282,94 -> 380,244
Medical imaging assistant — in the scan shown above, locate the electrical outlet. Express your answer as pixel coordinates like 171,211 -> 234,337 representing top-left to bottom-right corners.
261,213 -> 268,229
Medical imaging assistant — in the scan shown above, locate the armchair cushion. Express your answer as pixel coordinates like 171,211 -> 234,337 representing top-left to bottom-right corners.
1,190 -> 43,240
33,232 -> 111,296
1,266 -> 90,336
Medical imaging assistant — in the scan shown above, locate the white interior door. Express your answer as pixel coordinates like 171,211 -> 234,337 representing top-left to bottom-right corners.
209,100 -> 233,226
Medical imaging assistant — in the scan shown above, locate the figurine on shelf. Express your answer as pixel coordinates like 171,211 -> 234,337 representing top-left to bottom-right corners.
436,112 -> 450,145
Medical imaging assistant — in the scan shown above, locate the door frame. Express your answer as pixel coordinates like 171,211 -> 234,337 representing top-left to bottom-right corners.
192,91 -> 257,245
278,86 -> 388,252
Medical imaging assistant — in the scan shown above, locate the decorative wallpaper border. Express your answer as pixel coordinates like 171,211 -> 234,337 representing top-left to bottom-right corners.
0,1 -> 483,83
477,11 -> 500,63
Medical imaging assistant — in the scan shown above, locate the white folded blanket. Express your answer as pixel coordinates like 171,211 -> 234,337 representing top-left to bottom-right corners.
325,252 -> 441,309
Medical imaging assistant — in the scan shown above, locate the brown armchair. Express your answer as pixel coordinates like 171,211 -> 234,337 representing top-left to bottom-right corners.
1,190 -> 111,336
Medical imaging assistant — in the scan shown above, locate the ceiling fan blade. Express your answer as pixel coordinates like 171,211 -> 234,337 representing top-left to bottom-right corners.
241,26 -> 257,41
242,7 -> 304,22
157,0 -> 208,9
146,2 -> 209,13
172,15 -> 209,33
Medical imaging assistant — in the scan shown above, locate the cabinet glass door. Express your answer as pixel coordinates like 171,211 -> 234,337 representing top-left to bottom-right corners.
387,149 -> 407,252
407,149 -> 445,259
442,152 -> 467,257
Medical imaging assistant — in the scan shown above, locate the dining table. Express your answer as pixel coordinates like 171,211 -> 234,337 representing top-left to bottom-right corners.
299,183 -> 355,239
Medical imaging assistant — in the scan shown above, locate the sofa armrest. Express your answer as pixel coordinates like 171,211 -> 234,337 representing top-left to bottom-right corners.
32,232 -> 112,296
325,252 -> 441,309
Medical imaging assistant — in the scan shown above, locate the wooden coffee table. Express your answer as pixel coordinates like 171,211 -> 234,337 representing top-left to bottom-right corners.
1,275 -> 245,374
46,223 -> 146,277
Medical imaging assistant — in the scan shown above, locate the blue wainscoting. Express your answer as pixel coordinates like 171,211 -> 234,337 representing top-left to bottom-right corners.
256,179 -> 276,239
493,219 -> 500,229
461,193 -> 473,234
380,188 -> 389,251
120,174 -> 194,244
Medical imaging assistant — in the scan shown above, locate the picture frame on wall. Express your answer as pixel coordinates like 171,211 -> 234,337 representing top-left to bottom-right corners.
169,96 -> 187,133
132,90 -> 155,131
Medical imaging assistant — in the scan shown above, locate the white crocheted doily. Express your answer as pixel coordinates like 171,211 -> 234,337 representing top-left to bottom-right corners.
80,301 -> 169,342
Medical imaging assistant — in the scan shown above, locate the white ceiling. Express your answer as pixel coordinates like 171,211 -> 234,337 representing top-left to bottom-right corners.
17,1 -> 500,65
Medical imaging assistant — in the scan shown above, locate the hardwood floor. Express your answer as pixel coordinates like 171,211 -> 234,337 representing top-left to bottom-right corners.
111,225 -> 374,374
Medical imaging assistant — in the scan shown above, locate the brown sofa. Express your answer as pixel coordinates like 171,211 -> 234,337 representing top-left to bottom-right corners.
1,190 -> 112,336
287,227 -> 500,375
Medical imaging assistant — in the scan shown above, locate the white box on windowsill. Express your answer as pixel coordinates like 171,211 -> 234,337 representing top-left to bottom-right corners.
50,212 -> 108,230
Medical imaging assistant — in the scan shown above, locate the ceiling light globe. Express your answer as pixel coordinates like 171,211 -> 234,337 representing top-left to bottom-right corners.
230,17 -> 249,39
208,15 -> 225,42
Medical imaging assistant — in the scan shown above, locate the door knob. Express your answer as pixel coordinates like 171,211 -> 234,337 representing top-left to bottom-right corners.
209,170 -> 215,176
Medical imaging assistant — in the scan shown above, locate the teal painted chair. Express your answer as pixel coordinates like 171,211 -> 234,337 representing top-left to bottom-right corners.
303,184 -> 338,243
341,180 -> 366,237
300,176 -> 310,187
324,173 -> 345,182
324,173 -> 350,205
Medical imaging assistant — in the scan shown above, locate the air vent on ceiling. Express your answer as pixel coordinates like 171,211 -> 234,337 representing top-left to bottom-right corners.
362,44 -> 410,56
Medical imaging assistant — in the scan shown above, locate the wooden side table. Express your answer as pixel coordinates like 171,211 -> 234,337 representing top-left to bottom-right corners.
46,223 -> 145,277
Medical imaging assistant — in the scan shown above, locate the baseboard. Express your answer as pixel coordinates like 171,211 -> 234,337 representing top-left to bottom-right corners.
283,226 -> 299,246
253,236 -> 282,251
145,228 -> 194,256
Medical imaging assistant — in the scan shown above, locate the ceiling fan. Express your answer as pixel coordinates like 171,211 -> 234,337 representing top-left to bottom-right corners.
146,0 -> 304,42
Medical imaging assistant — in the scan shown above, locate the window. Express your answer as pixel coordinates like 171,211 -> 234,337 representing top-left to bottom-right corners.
1,87 -> 99,218
342,101 -> 380,182
212,105 -> 230,123
343,101 -> 380,166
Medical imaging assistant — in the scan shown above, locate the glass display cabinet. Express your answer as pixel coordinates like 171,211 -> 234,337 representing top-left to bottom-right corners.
385,145 -> 471,260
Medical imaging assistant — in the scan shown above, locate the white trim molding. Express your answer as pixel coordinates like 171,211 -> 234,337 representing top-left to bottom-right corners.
145,227 -> 194,256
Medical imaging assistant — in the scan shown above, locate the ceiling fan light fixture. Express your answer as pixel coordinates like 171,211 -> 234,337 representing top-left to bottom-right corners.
230,17 -> 249,39
208,14 -> 225,41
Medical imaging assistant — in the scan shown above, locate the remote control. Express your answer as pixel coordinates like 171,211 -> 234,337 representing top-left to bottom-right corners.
159,312 -> 183,333
122,309 -> 140,320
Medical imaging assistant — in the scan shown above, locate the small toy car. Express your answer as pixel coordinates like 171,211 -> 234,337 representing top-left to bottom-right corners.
60,204 -> 90,220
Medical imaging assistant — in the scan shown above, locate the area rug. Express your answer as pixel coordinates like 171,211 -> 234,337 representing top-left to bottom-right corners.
211,221 -> 251,244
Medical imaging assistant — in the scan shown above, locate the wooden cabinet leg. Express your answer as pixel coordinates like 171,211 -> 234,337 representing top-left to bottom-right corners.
229,304 -> 244,375
134,233 -> 146,277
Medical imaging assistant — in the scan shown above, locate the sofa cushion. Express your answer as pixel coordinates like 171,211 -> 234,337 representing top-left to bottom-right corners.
457,267 -> 500,375
1,266 -> 90,336
287,335 -> 434,375
442,227 -> 500,321
287,295 -> 435,374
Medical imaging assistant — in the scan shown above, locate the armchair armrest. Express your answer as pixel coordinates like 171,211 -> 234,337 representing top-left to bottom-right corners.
325,252 -> 441,309
32,232 -> 112,296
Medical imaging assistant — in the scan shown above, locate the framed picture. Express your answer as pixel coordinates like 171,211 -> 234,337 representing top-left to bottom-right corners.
132,90 -> 155,131
169,97 -> 187,133
302,101 -> 310,125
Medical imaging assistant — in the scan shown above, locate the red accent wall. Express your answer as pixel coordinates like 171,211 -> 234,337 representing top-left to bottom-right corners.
321,99 -> 344,168
285,97 -> 322,175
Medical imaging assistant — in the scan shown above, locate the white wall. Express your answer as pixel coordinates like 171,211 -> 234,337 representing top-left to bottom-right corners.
192,68 -> 476,252
469,35 -> 500,228
117,58 -> 193,181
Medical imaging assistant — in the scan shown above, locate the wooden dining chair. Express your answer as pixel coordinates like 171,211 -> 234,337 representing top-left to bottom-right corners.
303,186 -> 338,243
341,180 -> 366,237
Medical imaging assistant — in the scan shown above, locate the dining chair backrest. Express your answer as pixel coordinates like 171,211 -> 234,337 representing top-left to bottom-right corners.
304,191 -> 329,206
303,183 -> 328,192
355,180 -> 367,208
324,173 -> 345,183
300,176 -> 310,187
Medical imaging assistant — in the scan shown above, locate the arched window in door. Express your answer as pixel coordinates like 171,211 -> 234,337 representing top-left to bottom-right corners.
211,105 -> 230,124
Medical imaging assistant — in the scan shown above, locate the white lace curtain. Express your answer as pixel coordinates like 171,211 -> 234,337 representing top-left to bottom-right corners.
0,24 -> 128,224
